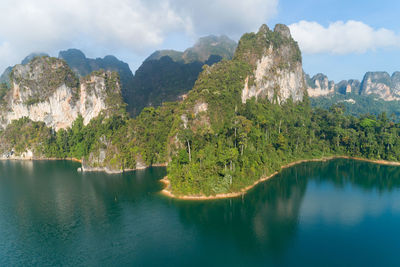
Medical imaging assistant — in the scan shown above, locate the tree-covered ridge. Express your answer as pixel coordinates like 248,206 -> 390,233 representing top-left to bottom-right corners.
168,96 -> 400,195
128,56 -> 204,116
129,35 -> 237,116
311,93 -> 400,119
162,24 -> 400,196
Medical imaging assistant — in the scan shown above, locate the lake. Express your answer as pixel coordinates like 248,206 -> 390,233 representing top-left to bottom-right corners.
0,159 -> 400,266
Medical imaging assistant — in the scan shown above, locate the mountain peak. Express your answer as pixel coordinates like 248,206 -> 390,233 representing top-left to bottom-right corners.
274,24 -> 291,39
58,48 -> 86,60
21,52 -> 49,65
146,35 -> 237,64
258,24 -> 270,35
235,23 -> 306,104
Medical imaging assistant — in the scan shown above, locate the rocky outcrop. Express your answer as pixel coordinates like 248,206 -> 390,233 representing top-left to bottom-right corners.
240,24 -> 306,104
58,49 -> 135,114
306,73 -> 335,97
336,79 -> 361,95
0,56 -> 124,131
360,72 -> 400,100
0,52 -> 49,85
307,71 -> 400,101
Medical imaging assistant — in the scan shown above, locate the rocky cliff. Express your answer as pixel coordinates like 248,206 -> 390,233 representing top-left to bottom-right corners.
0,52 -> 49,85
0,56 -> 124,131
359,72 -> 400,100
306,73 -> 335,97
306,71 -> 400,101
336,79 -> 361,95
58,49 -> 135,113
170,23 -> 308,155
237,24 -> 305,104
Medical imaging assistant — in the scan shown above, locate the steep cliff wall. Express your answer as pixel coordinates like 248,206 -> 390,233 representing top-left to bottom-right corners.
306,73 -> 335,97
307,71 -> 400,101
238,24 -> 306,104
359,72 -> 400,100
0,56 -> 123,131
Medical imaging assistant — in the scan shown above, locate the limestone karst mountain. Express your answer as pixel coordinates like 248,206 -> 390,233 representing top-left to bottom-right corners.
0,56 -> 124,131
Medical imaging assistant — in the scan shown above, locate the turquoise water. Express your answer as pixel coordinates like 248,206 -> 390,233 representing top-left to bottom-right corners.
0,159 -> 400,266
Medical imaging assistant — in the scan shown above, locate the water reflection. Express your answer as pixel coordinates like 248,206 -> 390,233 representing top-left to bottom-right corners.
171,159 -> 400,256
171,166 -> 308,256
1,159 -> 400,266
0,161 -> 166,265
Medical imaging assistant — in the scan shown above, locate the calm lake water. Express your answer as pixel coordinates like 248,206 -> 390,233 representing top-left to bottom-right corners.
1,159 -> 400,266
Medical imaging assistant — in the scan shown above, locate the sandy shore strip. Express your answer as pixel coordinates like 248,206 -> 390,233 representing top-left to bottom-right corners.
160,156 -> 400,201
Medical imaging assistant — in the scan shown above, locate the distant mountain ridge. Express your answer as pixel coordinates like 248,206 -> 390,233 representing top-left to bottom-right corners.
128,35 -> 237,115
1,35 -> 237,116
146,35 -> 236,63
307,71 -> 400,100
58,49 -> 135,112
307,71 -> 400,118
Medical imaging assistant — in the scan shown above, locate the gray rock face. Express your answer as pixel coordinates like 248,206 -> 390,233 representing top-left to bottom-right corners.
0,52 -> 49,85
336,79 -> 361,95
306,73 -> 335,97
58,49 -> 135,114
360,72 -> 400,100
0,56 -> 123,131
241,24 -> 306,104
306,70 -> 400,101
274,24 -> 291,39
391,72 -> 400,95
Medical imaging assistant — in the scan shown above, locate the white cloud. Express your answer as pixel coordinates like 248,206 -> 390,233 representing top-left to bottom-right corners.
0,0 -> 278,73
289,20 -> 400,54
170,0 -> 278,37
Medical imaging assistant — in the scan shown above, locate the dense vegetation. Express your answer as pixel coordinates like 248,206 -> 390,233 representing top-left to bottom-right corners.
129,56 -> 204,116
0,104 -> 176,171
168,94 -> 400,195
2,24 -> 400,198
0,83 -> 8,104
311,93 -> 400,119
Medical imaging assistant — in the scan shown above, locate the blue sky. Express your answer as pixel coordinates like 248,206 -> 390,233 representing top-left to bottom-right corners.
1,0 -> 400,82
271,0 -> 400,81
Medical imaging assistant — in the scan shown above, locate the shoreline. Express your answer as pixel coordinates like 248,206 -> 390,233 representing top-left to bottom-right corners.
160,156 -> 400,201
0,156 -> 167,174
80,162 -> 168,174
0,156 -> 82,163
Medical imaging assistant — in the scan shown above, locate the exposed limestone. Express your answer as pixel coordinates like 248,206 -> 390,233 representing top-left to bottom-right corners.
241,25 -> 306,104
360,72 -> 400,100
307,71 -> 400,101
0,56 -> 123,131
194,102 -> 208,115
306,73 -> 335,97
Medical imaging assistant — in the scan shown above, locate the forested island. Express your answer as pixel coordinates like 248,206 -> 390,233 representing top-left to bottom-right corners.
1,24 -> 400,198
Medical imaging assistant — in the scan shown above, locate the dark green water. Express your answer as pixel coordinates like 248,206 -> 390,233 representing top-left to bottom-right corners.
1,159 -> 400,266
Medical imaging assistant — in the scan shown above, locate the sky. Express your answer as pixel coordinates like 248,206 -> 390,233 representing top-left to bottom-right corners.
1,0 -> 400,82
